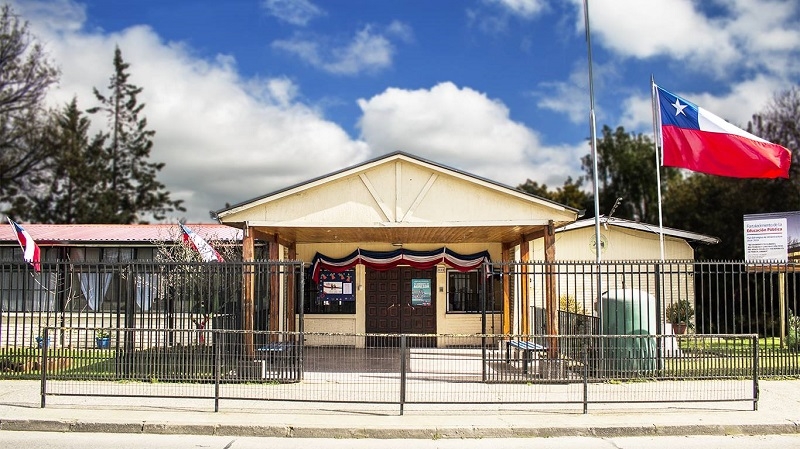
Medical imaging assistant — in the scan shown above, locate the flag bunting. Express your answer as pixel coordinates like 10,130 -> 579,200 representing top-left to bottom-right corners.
310,247 -> 491,282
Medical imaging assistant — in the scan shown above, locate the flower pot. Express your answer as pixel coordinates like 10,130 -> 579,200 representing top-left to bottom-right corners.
672,323 -> 688,335
96,337 -> 111,349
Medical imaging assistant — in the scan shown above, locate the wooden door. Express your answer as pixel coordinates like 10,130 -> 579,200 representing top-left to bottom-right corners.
365,266 -> 437,345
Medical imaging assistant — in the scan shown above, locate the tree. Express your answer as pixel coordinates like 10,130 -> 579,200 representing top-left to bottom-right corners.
88,46 -> 184,223
517,177 -> 591,212
0,4 -> 59,209
581,125 -> 679,223
10,98 -> 107,223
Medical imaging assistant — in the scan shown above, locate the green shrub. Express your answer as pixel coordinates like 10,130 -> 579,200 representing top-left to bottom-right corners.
665,299 -> 694,325
788,311 -> 800,351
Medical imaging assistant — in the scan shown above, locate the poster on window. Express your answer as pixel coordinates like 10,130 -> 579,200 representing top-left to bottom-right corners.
411,278 -> 432,306
317,269 -> 355,303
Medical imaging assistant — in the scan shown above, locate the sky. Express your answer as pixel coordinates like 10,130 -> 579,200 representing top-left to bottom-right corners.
14,0 -> 800,222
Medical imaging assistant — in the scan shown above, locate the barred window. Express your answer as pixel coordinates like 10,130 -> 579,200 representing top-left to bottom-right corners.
447,270 -> 502,313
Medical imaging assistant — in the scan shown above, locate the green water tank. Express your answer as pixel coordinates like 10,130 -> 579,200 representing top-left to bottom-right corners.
598,289 -> 658,375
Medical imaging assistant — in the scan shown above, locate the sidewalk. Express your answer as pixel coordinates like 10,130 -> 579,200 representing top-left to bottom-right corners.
0,379 -> 799,438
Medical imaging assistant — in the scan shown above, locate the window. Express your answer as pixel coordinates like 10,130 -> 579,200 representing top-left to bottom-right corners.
0,247 -> 57,312
447,270 -> 502,313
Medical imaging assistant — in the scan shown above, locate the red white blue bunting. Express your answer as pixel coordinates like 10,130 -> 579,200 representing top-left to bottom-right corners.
310,247 -> 491,282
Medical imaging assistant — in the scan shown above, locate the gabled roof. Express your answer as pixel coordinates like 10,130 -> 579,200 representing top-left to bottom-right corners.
559,217 -> 719,245
0,223 -> 241,246
215,151 -> 580,219
214,151 -> 582,245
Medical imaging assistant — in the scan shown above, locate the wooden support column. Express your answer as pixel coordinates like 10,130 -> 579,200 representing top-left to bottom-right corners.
286,244 -> 297,332
544,220 -> 558,357
502,243 -> 512,335
268,237 -> 280,341
520,239 -> 530,335
242,224 -> 255,358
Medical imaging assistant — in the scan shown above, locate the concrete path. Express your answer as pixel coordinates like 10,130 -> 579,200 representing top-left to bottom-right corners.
0,380 -> 799,439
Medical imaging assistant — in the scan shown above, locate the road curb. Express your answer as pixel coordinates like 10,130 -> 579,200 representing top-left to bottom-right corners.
2,418 -> 800,438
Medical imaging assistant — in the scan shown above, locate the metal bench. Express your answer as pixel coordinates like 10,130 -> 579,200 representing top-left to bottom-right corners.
505,340 -> 547,375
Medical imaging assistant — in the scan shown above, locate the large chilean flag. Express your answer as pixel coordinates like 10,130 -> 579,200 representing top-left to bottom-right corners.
656,85 -> 791,179
8,218 -> 41,272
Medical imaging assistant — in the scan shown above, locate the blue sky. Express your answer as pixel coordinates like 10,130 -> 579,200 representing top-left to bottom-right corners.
15,0 -> 800,222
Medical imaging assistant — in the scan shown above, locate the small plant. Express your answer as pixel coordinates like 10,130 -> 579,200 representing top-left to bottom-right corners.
96,329 -> 110,339
558,294 -> 586,315
787,311 -> 800,351
665,299 -> 695,325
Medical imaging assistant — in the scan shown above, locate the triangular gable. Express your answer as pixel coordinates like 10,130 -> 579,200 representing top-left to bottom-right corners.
217,152 -> 578,229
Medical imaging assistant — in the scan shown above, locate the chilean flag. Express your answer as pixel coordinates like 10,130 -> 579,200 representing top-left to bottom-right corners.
179,223 -> 224,262
656,85 -> 791,178
8,218 -> 41,272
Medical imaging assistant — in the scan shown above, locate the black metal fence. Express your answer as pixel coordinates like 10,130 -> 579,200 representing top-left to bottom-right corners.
2,259 -> 799,380
0,260 -> 301,376
37,328 -> 758,414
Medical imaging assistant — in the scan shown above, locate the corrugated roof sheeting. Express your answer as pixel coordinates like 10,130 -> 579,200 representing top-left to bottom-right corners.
0,223 -> 241,245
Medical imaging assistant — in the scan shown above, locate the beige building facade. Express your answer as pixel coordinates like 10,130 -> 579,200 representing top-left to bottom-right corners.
216,152 -> 580,342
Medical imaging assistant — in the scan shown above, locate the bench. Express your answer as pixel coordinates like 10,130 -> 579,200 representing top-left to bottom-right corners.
505,340 -> 547,375
256,342 -> 296,364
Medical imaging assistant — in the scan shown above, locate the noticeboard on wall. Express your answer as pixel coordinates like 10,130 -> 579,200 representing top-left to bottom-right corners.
743,211 -> 800,262
317,269 -> 355,303
411,278 -> 432,306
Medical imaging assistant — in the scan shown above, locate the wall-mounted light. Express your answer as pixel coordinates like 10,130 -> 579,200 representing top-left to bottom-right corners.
391,242 -> 403,247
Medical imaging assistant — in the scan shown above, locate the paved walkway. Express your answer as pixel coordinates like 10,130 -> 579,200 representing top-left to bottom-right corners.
0,379 -> 798,438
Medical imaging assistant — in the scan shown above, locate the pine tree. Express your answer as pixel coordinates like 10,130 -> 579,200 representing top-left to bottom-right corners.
14,98 -> 107,223
88,46 -> 183,223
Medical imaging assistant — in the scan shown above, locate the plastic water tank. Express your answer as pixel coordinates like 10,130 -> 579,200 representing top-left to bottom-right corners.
597,289 -> 658,375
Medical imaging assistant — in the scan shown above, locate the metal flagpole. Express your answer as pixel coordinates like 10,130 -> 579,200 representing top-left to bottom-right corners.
651,76 -> 666,261
583,0 -> 604,352
584,0 -> 602,264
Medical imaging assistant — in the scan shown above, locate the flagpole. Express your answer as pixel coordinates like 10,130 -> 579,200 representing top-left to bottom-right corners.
651,76 -> 666,261
583,0 -> 602,263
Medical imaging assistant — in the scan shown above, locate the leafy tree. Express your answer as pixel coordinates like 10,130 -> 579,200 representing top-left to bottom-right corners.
0,4 -> 59,209
88,46 -> 184,223
581,125 -> 679,223
11,98 -> 107,223
517,177 -> 591,212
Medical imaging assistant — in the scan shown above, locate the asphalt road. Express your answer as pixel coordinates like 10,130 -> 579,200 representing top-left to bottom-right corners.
3,431 -> 800,449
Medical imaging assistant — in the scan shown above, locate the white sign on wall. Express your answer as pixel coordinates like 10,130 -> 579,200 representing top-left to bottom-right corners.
743,217 -> 788,261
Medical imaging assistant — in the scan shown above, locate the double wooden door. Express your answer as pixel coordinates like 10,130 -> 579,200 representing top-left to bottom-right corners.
365,266 -> 436,342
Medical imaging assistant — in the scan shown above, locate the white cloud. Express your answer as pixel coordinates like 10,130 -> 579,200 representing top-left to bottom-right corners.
357,82 -> 584,189
22,2 -> 369,222
261,0 -> 325,27
272,25 -> 398,75
573,0 -> 800,79
468,0 -> 548,35
486,0 -> 547,18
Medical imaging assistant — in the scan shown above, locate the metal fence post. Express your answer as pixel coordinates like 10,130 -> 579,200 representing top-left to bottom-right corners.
753,334 -> 759,411
214,330 -> 221,412
400,334 -> 407,416
583,335 -> 588,414
40,327 -> 48,408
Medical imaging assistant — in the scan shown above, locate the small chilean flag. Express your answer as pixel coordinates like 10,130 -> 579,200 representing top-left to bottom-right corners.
8,218 -> 41,272
657,85 -> 791,179
179,223 -> 224,262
